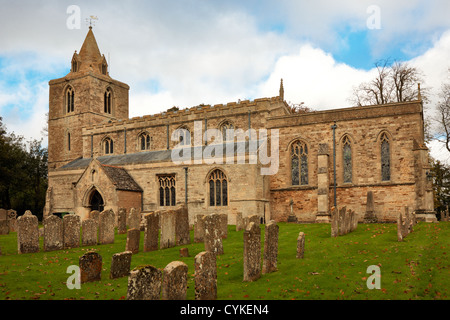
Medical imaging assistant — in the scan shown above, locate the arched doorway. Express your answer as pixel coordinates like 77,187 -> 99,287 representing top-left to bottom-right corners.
90,189 -> 104,212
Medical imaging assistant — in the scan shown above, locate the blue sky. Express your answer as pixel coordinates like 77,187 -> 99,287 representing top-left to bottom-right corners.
0,0 -> 450,162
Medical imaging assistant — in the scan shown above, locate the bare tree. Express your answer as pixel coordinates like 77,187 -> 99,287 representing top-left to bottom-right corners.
435,70 -> 450,152
349,59 -> 426,106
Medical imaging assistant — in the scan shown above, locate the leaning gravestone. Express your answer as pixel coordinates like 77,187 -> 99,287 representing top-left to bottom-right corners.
243,222 -> 261,282
296,232 -> 305,259
161,261 -> 188,300
235,212 -> 244,231
194,251 -> 217,300
143,212 -> 159,252
17,211 -> 40,254
194,214 -> 205,243
331,207 -> 339,237
126,228 -> 140,254
175,205 -> 190,246
127,265 -> 162,300
82,219 -> 98,247
63,214 -> 81,249
99,209 -> 115,245
110,251 -> 132,279
262,220 -> 279,274
203,214 -> 224,255
43,215 -> 63,251
160,210 -> 176,249
79,251 -> 102,283
117,208 -> 127,235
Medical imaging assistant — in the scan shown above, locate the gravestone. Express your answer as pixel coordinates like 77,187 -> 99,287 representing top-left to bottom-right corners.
235,212 -> 244,231
127,265 -> 162,300
143,212 -> 159,252
364,191 -> 378,223
89,210 -> 100,223
161,261 -> 188,300
218,213 -> 228,239
128,208 -> 141,230
126,228 -> 140,254
110,251 -> 132,279
203,214 -> 224,255
296,232 -> 305,259
79,251 -> 102,283
243,222 -> 261,282
179,247 -> 189,257
175,205 -> 190,245
194,214 -> 205,243
397,212 -> 404,242
63,214 -> 81,249
17,211 -> 40,254
82,219 -> 98,246
160,210 -> 176,249
117,208 -> 127,234
194,251 -> 217,300
244,214 -> 260,228
331,207 -> 338,237
43,215 -> 63,251
8,210 -> 17,232
0,209 -> 7,235
98,209 -> 115,244
262,220 -> 279,274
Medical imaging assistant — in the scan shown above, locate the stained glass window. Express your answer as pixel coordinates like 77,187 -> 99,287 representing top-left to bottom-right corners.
381,133 -> 390,181
209,169 -> 228,206
291,141 -> 308,185
343,136 -> 352,183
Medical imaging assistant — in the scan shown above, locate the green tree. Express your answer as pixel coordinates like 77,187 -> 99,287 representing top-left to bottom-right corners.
430,158 -> 450,218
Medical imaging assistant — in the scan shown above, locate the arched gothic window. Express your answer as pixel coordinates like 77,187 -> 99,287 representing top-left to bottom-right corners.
208,169 -> 228,206
159,175 -> 176,206
67,132 -> 71,151
103,137 -> 114,155
104,88 -> 112,114
380,133 -> 390,181
291,140 -> 308,186
139,132 -> 151,151
220,121 -> 235,142
342,136 -> 352,183
66,86 -> 75,113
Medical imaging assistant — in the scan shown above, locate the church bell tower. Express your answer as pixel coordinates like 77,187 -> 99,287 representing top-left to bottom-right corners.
47,26 -> 130,171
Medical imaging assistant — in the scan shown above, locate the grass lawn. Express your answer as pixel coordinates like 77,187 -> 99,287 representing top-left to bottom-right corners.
0,221 -> 449,300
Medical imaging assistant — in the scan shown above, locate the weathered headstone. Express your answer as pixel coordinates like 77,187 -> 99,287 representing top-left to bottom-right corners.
128,208 -> 141,230
244,214 -> 260,228
79,251 -> 102,283
203,214 -> 224,255
7,209 -> 17,232
110,251 -> 132,279
338,207 -> 346,236
397,212 -> 404,242
160,210 -> 176,249
126,228 -> 140,254
235,212 -> 244,231
243,222 -> 261,282
262,220 -> 279,274
194,214 -> 205,243
175,205 -> 190,245
17,211 -> 39,254
364,191 -> 377,223
63,214 -> 81,249
0,209 -> 7,220
194,251 -> 217,300
296,232 -> 305,259
82,219 -> 98,246
143,212 -> 159,252
127,265 -> 162,300
218,213 -> 228,239
179,247 -> 189,257
89,210 -> 100,223
117,208 -> 127,234
331,207 -> 338,237
43,215 -> 63,251
161,261 -> 188,300
98,209 -> 115,244
0,220 -> 9,235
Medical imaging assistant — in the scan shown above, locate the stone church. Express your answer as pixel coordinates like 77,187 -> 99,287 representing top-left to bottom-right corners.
43,27 -> 435,225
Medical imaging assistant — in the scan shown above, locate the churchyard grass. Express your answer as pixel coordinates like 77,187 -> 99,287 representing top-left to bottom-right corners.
0,221 -> 448,300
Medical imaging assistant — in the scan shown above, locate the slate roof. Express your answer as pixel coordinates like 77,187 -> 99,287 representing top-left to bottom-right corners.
60,140 -> 262,170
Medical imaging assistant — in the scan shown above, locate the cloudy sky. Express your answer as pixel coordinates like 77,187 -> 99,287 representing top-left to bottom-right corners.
1,0 -> 450,162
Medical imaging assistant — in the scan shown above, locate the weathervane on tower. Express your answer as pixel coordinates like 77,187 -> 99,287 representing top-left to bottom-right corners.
85,15 -> 98,29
